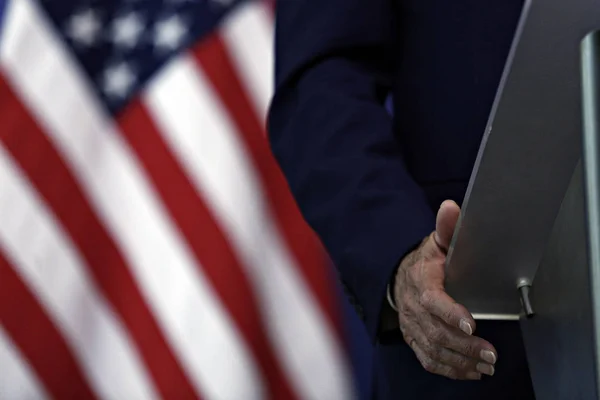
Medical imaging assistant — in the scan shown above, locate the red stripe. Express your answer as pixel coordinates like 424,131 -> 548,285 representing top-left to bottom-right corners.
263,0 -> 275,14
0,249 -> 98,399
190,36 -> 344,342
0,75 -> 200,400
117,100 -> 298,400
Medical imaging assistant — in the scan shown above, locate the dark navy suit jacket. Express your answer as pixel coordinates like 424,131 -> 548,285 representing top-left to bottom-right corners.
269,0 -> 535,398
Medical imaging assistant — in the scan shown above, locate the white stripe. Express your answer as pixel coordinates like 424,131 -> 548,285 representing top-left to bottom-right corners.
0,145 -> 159,400
221,0 -> 274,124
145,57 -> 354,400
0,2 -> 264,399
0,325 -> 50,400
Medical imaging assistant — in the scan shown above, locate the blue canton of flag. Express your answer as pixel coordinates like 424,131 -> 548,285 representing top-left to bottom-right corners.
39,0 -> 243,114
0,0 -> 7,36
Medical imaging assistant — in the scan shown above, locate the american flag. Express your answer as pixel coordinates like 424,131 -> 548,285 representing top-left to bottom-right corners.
0,0 -> 354,399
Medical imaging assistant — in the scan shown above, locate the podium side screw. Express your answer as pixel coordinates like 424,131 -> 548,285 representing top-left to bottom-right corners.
517,278 -> 534,318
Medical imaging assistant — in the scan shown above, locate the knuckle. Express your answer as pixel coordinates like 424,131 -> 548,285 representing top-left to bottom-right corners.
431,346 -> 443,361
421,340 -> 440,360
398,304 -> 410,318
398,309 -> 415,326
423,323 -> 445,344
421,340 -> 433,354
399,324 -> 409,337
398,314 -> 411,330
420,357 -> 437,373
421,323 -> 435,339
429,320 -> 448,344
445,369 -> 459,380
460,341 -> 477,358
407,265 -> 421,284
419,289 -> 438,308
400,307 -> 412,321
402,292 -> 413,307
453,354 -> 470,369
430,328 -> 445,345
400,328 -> 412,345
399,294 -> 413,315
451,356 -> 472,372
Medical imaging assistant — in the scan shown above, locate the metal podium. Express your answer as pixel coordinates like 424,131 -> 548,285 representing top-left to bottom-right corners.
442,0 -> 600,398
519,34 -> 600,400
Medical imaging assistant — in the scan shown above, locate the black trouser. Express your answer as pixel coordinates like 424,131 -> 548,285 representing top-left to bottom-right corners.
373,321 -> 535,400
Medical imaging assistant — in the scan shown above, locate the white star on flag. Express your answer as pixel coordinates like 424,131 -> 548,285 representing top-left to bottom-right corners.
66,9 -> 101,47
111,12 -> 145,49
102,62 -> 136,98
153,15 -> 187,52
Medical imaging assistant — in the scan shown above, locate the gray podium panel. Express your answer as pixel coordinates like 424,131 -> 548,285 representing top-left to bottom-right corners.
520,164 -> 598,400
492,30 -> 600,400
445,0 -> 600,318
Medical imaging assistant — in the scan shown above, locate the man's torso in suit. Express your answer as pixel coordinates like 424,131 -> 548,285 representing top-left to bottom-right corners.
270,0 -> 536,398
379,3 -> 535,398
392,0 -> 520,207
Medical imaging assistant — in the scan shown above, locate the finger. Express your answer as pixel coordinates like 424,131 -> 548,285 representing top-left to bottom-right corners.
419,288 -> 476,337
417,305 -> 498,367
417,324 -> 495,378
440,326 -> 497,367
407,317 -> 483,380
398,310 -> 423,348
409,338 -> 481,381
415,255 -> 445,292
409,337 -> 456,379
434,200 -> 460,252
427,342 -> 493,378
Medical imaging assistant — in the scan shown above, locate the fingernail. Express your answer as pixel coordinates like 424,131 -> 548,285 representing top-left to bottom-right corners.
466,372 -> 482,380
459,319 -> 473,335
480,350 -> 497,364
476,363 -> 495,376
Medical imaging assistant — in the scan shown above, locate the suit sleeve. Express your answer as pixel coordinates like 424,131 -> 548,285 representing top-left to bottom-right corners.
268,0 -> 436,342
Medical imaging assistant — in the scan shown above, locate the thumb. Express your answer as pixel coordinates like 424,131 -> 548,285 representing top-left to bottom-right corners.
434,200 -> 460,252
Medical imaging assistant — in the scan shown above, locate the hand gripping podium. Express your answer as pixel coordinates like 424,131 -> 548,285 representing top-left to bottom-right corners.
443,0 -> 600,398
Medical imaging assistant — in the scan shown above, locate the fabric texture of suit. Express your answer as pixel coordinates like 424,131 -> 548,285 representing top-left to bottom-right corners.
268,0 -> 535,398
